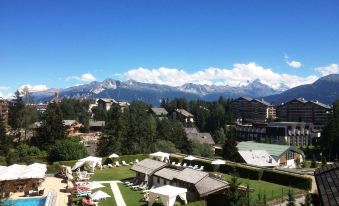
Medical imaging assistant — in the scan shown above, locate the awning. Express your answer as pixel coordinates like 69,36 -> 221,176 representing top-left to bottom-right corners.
148,185 -> 187,206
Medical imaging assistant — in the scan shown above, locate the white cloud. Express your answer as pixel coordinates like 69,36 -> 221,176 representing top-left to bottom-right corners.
0,86 -> 13,99
125,62 -> 318,89
66,73 -> 96,82
315,64 -> 339,76
284,55 -> 302,69
19,84 -> 49,92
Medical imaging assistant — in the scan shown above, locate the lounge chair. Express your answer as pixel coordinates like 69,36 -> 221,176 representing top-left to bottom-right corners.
137,184 -> 148,191
182,163 -> 187,167
124,178 -> 136,185
115,161 -> 121,167
197,166 -> 204,171
142,185 -> 155,193
176,162 -> 181,167
192,165 -> 199,170
132,182 -> 145,190
108,164 -> 113,168
122,161 -> 129,166
171,162 -> 176,165
135,159 -> 139,163
76,189 -> 91,197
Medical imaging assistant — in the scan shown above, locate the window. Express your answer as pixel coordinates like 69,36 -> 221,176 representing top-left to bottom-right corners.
157,177 -> 160,184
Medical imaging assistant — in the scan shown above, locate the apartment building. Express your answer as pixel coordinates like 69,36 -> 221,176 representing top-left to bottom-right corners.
231,97 -> 276,123
276,98 -> 331,129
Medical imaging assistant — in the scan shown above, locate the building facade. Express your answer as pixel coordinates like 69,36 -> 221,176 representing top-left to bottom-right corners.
276,98 -> 331,129
231,97 -> 276,123
236,122 -> 320,146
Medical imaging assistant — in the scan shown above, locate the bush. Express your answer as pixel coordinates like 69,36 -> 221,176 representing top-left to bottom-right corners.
261,169 -> 312,190
0,156 -> 7,165
48,139 -> 88,162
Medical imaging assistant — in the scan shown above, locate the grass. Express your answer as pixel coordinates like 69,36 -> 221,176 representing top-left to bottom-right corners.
90,165 -> 135,181
92,183 -> 117,206
118,183 -> 205,206
219,173 -> 301,202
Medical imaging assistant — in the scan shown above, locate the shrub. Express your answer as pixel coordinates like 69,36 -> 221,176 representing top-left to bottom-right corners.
220,163 -> 264,180
48,139 -> 88,162
261,169 -> 312,190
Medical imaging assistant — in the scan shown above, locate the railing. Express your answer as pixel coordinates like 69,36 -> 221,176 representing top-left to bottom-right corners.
44,192 -> 57,206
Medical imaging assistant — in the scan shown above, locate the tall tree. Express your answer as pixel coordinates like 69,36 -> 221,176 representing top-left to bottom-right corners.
33,102 -> 66,148
8,90 -> 25,139
214,127 -> 227,144
0,115 -> 11,155
222,137 -> 238,161
225,176 -> 246,206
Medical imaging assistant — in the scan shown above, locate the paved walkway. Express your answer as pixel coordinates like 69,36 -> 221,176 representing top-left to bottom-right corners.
97,181 -> 126,206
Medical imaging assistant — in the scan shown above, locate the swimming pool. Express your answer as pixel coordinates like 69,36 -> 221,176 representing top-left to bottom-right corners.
1,197 -> 47,206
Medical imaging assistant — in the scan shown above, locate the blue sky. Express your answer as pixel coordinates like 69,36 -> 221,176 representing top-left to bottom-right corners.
0,0 -> 339,97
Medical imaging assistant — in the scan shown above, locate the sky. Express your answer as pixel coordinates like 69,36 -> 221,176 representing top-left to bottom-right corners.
0,0 -> 339,98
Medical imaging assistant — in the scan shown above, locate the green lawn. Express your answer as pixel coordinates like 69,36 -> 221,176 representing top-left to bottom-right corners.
118,183 -> 205,206
219,173 -> 301,202
90,165 -> 135,181
92,183 -> 117,206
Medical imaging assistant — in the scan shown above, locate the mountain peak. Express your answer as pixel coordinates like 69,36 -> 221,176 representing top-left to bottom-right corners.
317,74 -> 339,82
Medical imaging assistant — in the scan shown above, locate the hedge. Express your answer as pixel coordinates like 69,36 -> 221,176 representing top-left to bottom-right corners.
220,163 -> 264,180
261,169 -> 312,190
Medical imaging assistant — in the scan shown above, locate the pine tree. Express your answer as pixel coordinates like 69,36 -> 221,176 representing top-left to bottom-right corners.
33,102 -> 66,148
287,189 -> 296,206
214,127 -> 226,144
223,137 -> 238,161
8,90 -> 25,139
0,115 -> 11,155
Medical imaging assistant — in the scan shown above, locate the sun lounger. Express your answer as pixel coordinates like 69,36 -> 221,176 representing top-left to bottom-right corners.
115,161 -> 121,167
122,161 -> 129,166
176,162 -> 181,167
132,182 -> 145,189
192,165 -> 199,170
76,189 -> 91,197
171,162 -> 176,165
137,184 -> 148,191
135,159 -> 139,163
142,185 -> 155,193
197,165 -> 204,171
108,164 -> 113,168
182,163 -> 187,167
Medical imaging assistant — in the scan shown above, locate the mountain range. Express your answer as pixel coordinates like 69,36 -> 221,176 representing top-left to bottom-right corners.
30,74 -> 339,105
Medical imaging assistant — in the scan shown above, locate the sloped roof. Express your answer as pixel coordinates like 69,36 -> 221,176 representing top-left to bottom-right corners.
252,99 -> 272,106
186,132 -> 215,145
195,176 -> 229,197
131,159 -> 167,175
309,100 -> 331,109
184,127 -> 199,133
174,168 -> 208,184
150,107 -> 168,116
154,168 -> 180,180
63,120 -> 78,126
98,98 -> 117,103
237,141 -> 304,161
238,97 -> 252,101
314,163 -> 339,206
175,109 -> 194,117
238,150 -> 278,167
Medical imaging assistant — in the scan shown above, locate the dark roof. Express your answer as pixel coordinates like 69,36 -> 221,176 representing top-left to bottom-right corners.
150,107 -> 168,116
174,168 -> 208,184
195,176 -> 229,197
174,109 -> 194,117
131,159 -> 167,175
185,128 -> 215,145
314,163 -> 339,206
153,168 -> 180,180
252,99 -> 272,106
98,98 -> 116,103
238,97 -> 253,101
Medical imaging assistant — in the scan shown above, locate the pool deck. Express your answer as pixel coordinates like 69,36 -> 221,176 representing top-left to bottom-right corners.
9,177 -> 69,206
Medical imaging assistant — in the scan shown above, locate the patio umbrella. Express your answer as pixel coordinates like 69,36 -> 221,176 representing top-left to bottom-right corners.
19,169 -> 45,179
0,170 -> 19,181
109,153 -> 119,158
92,190 -> 111,200
211,159 -> 226,165
149,151 -> 170,162
184,155 -> 197,166
87,182 -> 105,190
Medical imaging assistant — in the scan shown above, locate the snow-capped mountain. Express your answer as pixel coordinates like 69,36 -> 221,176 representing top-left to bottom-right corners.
30,78 -> 287,105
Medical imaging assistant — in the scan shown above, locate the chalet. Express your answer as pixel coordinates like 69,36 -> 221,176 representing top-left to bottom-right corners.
89,120 -> 105,131
131,159 -> 229,202
314,163 -> 339,206
97,98 -> 130,112
149,107 -> 168,119
185,128 -> 215,146
171,109 -> 194,126
63,120 -> 83,135
236,141 -> 304,168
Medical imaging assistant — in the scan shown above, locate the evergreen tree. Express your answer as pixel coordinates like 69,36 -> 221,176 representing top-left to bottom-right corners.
214,127 -> 226,144
97,104 -> 127,156
222,137 -> 238,161
225,176 -> 245,206
287,189 -> 296,206
8,90 -> 25,138
33,102 -> 66,148
0,115 -> 11,155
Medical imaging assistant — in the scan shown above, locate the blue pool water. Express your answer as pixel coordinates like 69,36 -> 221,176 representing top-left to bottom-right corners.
1,197 -> 46,206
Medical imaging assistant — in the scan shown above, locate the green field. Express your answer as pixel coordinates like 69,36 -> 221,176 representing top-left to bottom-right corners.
219,173 -> 301,202
90,165 -> 135,181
